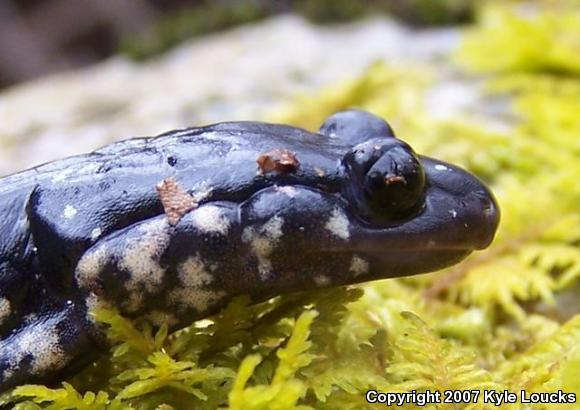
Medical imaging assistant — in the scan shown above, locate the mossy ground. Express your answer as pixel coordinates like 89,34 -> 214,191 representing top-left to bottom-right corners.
2,2 -> 579,409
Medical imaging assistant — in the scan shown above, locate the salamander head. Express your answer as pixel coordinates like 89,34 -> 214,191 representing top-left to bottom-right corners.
321,110 -> 500,279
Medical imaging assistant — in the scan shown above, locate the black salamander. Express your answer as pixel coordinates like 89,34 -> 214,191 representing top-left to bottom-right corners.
0,110 -> 499,391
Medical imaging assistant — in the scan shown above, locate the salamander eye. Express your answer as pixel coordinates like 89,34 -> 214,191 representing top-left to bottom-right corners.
318,109 -> 395,145
343,138 -> 426,222
363,145 -> 425,216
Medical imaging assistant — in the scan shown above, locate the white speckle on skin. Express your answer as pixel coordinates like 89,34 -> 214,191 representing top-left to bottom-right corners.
166,254 -> 220,314
314,167 -> 326,177
242,215 -> 284,278
190,205 -> 230,234
427,240 -> 437,248
276,185 -> 298,198
3,313 -> 67,377
51,168 -> 75,183
120,219 -> 170,298
449,209 -> 458,218
52,163 -> 102,183
190,181 -> 213,203
75,245 -> 108,289
19,328 -> 65,374
23,313 -> 39,325
314,275 -> 330,287
325,208 -> 350,240
63,205 -> 78,219
0,297 -> 11,324
349,256 -> 369,277
78,218 -> 171,314
178,255 -> 213,288
0,366 -> 14,381
261,216 -> 284,240
434,164 -> 449,171
146,310 -> 178,327
168,288 -> 226,313
84,292 -> 111,323
137,217 -> 167,233
90,227 -> 102,241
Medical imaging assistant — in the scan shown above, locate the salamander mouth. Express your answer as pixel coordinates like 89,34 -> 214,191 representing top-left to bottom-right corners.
368,248 -> 473,278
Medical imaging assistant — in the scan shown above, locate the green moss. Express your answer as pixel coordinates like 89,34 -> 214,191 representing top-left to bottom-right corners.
4,2 -> 580,408
457,4 -> 580,76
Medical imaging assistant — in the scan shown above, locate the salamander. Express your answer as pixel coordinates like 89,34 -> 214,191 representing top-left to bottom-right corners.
0,110 -> 499,391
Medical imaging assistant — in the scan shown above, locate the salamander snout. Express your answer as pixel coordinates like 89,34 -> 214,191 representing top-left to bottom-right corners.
470,186 -> 500,249
420,158 -> 501,251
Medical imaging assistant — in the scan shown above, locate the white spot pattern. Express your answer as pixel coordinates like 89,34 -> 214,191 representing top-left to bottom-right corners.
190,205 -> 230,234
190,181 -> 213,203
146,310 -> 178,327
51,168 -> 75,183
164,254 -> 222,313
2,314 -> 67,377
178,255 -> 213,288
325,208 -> 350,240
242,215 -> 284,278
63,205 -> 77,219
349,256 -> 369,277
0,297 -> 11,324
90,227 -> 103,241
276,185 -> 299,198
168,288 -> 226,313
314,275 -> 330,287
75,245 -> 108,289
120,219 -> 170,304
84,292 -> 111,323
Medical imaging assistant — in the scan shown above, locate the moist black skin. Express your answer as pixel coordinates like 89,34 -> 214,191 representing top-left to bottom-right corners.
0,110 -> 499,391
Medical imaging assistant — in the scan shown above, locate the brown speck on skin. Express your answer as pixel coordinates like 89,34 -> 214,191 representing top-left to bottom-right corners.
156,177 -> 198,225
257,149 -> 300,175
385,175 -> 406,185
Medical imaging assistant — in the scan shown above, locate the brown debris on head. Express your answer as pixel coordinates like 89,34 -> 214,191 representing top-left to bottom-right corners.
257,149 -> 300,175
156,177 -> 198,226
385,175 -> 407,185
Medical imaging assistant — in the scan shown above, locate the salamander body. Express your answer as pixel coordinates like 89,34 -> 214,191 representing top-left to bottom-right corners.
0,110 -> 499,391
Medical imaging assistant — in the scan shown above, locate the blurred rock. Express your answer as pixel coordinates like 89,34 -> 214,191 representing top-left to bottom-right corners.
0,14 -> 479,176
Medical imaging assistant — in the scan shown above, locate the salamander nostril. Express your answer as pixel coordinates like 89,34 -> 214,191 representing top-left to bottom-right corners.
479,196 -> 499,221
470,191 -> 500,249
483,203 -> 494,215
481,198 -> 491,211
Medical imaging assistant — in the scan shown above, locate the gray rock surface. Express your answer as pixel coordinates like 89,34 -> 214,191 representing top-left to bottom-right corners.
0,14 -> 489,176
